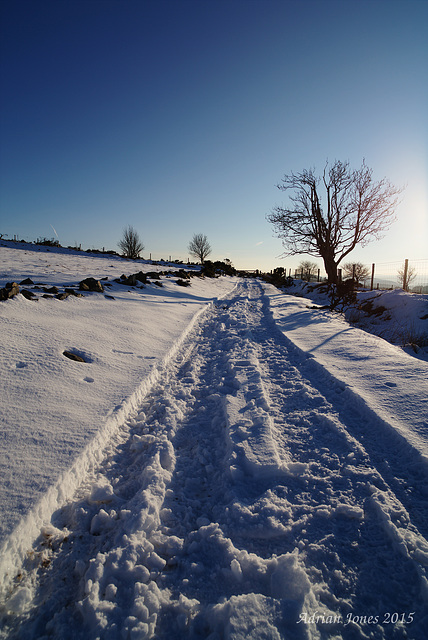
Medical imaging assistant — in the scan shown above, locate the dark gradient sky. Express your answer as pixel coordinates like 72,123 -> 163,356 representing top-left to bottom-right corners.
1,0 -> 427,270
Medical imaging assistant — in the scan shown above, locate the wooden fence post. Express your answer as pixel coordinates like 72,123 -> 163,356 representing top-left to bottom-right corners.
403,258 -> 409,291
371,263 -> 375,291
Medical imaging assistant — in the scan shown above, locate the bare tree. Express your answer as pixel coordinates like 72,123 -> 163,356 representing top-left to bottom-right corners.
267,160 -> 402,283
397,264 -> 417,291
118,225 -> 144,259
342,262 -> 370,285
188,233 -> 212,264
297,260 -> 318,281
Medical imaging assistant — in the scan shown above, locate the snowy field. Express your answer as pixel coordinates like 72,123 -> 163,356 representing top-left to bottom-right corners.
0,242 -> 427,639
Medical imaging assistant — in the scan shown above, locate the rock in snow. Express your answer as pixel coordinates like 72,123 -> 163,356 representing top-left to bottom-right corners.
79,277 -> 105,293
0,281 -> 19,301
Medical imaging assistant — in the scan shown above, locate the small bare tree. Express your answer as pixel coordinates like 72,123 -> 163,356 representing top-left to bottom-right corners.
267,160 -> 402,283
397,263 -> 417,291
342,262 -> 370,285
298,260 -> 318,281
188,233 -> 212,264
118,226 -> 144,259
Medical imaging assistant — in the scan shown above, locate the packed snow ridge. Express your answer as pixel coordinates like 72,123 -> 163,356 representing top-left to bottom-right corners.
0,243 -> 427,639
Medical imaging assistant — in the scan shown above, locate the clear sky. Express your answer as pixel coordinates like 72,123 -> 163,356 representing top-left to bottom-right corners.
1,0 -> 427,272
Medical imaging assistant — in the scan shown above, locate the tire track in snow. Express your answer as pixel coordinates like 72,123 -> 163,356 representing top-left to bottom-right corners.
233,283 -> 428,636
2,280 -> 428,639
0,285 -> 249,639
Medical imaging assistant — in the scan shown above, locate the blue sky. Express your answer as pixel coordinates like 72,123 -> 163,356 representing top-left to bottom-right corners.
1,0 -> 427,272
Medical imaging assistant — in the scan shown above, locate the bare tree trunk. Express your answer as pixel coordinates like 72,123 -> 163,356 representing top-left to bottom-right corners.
323,255 -> 338,284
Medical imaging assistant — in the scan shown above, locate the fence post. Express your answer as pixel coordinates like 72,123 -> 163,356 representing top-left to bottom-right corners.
317,268 -> 320,282
338,268 -> 342,283
370,263 -> 375,291
403,258 -> 409,291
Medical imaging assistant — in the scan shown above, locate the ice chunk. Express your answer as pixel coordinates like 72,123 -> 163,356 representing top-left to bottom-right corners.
88,482 -> 115,504
270,552 -> 311,601
231,558 -> 243,581
334,503 -> 364,520
5,587 -> 33,613
196,516 -> 211,528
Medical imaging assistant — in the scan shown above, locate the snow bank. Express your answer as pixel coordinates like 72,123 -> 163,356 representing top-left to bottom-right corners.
264,282 -> 428,461
288,279 -> 428,359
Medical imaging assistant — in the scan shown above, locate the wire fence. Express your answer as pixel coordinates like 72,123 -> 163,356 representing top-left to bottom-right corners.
365,259 -> 428,293
290,259 -> 428,293
3,236 -> 428,293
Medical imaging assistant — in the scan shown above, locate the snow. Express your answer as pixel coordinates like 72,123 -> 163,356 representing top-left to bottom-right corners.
266,283 -> 428,459
0,243 -> 427,639
289,280 -> 428,360
0,243 -> 236,583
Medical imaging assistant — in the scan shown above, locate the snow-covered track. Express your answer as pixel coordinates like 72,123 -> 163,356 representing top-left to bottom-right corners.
1,280 -> 427,639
